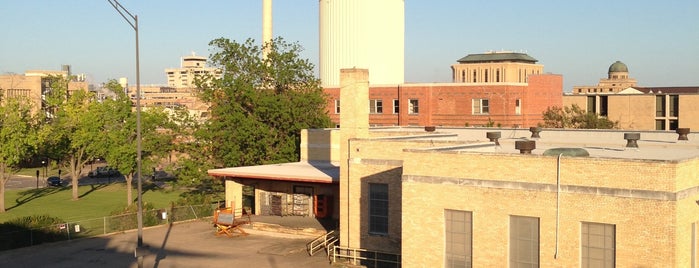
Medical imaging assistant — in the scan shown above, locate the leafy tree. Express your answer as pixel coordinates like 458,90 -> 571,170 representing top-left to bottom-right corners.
94,80 -> 174,205
178,37 -> 331,188
541,104 -> 618,129
0,96 -> 37,212
200,37 -> 331,167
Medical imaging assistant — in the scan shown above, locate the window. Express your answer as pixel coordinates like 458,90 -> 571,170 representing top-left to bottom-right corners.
408,99 -> 419,114
472,99 -> 489,114
669,95 -> 679,117
515,99 -> 522,115
334,99 -> 340,114
473,71 -> 477,82
510,216 -> 539,267
484,70 -> 489,82
445,210 -> 472,268
581,222 -> 615,268
461,70 -> 465,83
656,119 -> 666,130
393,99 -> 400,114
369,183 -> 389,235
496,70 -> 500,82
599,96 -> 608,116
587,96 -> 596,114
370,99 -> 383,114
656,95 -> 666,117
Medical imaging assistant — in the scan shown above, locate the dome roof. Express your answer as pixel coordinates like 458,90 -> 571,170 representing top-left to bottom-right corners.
608,61 -> 628,73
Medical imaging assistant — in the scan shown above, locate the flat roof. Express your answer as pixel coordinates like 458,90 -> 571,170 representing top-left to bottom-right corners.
208,161 -> 339,184
371,127 -> 699,162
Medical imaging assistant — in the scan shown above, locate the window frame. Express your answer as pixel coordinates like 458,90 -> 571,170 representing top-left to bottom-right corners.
369,183 -> 389,235
581,222 -> 615,268
334,99 -> 340,114
392,99 -> 400,114
408,99 -> 419,114
445,210 -> 472,268
369,99 -> 383,114
509,215 -> 539,267
472,98 -> 489,115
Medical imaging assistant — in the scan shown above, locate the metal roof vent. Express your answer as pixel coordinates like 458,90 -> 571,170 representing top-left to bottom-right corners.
624,132 -> 640,149
529,127 -> 542,139
515,140 -> 536,154
486,131 -> 501,146
677,128 -> 690,141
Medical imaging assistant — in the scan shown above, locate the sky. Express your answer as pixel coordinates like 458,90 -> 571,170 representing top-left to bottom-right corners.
1,0 -> 698,92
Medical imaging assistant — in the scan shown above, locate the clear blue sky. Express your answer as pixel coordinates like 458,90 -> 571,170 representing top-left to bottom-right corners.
1,0 -> 697,92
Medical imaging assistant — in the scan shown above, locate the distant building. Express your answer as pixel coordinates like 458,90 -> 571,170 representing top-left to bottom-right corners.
0,67 -> 88,116
164,53 -> 221,88
564,61 -> 699,130
324,52 -> 562,128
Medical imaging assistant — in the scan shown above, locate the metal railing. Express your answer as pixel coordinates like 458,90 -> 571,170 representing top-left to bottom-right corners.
306,230 -> 337,256
331,245 -> 401,268
0,204 -> 217,251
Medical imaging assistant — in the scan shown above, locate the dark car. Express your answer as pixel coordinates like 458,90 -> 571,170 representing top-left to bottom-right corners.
47,176 -> 62,187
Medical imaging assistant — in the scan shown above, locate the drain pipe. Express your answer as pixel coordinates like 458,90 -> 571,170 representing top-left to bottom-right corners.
554,153 -> 562,259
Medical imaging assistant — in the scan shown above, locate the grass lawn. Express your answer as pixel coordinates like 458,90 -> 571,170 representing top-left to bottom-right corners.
0,183 -> 184,223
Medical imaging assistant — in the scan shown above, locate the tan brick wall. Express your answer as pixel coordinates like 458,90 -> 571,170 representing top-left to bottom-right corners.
301,129 -> 340,162
398,150 -> 699,267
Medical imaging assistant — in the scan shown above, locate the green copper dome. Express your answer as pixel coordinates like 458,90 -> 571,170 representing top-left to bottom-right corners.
608,61 -> 628,73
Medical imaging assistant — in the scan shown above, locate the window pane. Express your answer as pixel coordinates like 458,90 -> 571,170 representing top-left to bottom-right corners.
445,210 -> 472,268
369,184 -> 389,234
510,216 -> 539,267
582,222 -> 615,268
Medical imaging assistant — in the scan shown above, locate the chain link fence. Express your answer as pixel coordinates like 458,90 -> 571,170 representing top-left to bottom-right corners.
0,203 -> 218,251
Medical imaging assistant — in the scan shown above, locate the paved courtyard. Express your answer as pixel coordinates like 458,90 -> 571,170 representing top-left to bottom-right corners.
0,220 -> 334,268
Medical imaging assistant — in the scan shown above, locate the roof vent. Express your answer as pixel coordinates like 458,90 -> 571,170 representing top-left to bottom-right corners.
486,131 -> 501,146
515,140 -> 536,154
677,128 -> 690,141
624,132 -> 640,149
529,127 -> 542,139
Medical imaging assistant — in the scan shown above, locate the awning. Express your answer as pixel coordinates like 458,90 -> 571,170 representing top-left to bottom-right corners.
208,161 -> 339,184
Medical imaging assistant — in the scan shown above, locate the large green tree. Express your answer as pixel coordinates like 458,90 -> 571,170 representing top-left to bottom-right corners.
0,96 -> 37,212
186,37 -> 331,182
541,104 -> 618,129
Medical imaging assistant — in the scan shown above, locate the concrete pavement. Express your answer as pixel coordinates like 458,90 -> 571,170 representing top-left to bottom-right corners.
0,220 -> 334,268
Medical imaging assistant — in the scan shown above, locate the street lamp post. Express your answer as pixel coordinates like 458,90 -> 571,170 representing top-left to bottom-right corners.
107,0 -> 144,265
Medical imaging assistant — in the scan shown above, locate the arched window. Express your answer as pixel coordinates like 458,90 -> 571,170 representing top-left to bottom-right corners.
496,70 -> 500,82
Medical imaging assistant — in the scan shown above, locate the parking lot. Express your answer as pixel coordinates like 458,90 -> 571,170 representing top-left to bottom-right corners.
0,220 -> 333,268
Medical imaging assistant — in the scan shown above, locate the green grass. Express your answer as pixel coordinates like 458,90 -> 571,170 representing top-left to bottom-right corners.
0,183 -> 184,223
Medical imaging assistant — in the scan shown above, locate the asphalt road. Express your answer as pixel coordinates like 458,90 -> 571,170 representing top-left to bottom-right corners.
5,174 -> 127,190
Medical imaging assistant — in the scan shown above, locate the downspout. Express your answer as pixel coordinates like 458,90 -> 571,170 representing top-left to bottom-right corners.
346,138 -> 351,247
554,153 -> 562,259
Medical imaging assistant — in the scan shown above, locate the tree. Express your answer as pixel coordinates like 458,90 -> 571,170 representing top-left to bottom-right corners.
94,80 -> 173,205
183,37 -> 331,185
541,104 -> 618,129
0,96 -> 37,212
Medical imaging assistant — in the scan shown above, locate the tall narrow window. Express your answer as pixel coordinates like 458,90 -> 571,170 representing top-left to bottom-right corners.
445,210 -> 472,268
409,99 -> 419,114
369,183 -> 389,235
599,96 -> 608,116
587,96 -> 596,114
392,99 -> 399,114
484,70 -> 489,82
515,99 -> 522,115
496,69 -> 500,82
369,99 -> 383,114
656,95 -> 666,117
510,216 -> 539,267
669,95 -> 679,117
472,99 -> 489,115
461,70 -> 466,83
582,222 -> 615,268
473,71 -> 477,82
334,99 -> 340,114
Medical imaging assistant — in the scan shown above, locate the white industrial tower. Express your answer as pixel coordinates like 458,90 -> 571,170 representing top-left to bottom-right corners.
319,0 -> 405,87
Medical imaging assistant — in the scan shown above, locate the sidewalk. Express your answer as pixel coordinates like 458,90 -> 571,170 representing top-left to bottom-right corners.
0,219 -> 335,268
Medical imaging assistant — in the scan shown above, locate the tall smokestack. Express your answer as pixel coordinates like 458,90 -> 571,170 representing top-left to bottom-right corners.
262,0 -> 272,59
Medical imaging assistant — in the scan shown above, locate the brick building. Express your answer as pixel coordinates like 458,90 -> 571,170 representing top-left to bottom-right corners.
324,52 -> 563,128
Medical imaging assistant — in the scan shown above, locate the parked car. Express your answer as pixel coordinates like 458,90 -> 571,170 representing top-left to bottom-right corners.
88,166 -> 119,177
47,176 -> 62,187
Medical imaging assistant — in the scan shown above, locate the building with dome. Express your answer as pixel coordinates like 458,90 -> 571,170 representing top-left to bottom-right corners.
564,61 -> 699,130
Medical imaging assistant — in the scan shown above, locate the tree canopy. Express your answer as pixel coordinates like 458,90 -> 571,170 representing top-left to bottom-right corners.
195,37 -> 331,169
541,104 -> 618,129
0,96 -> 37,212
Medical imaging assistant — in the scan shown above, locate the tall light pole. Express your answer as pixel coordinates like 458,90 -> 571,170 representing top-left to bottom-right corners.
107,0 -> 144,264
